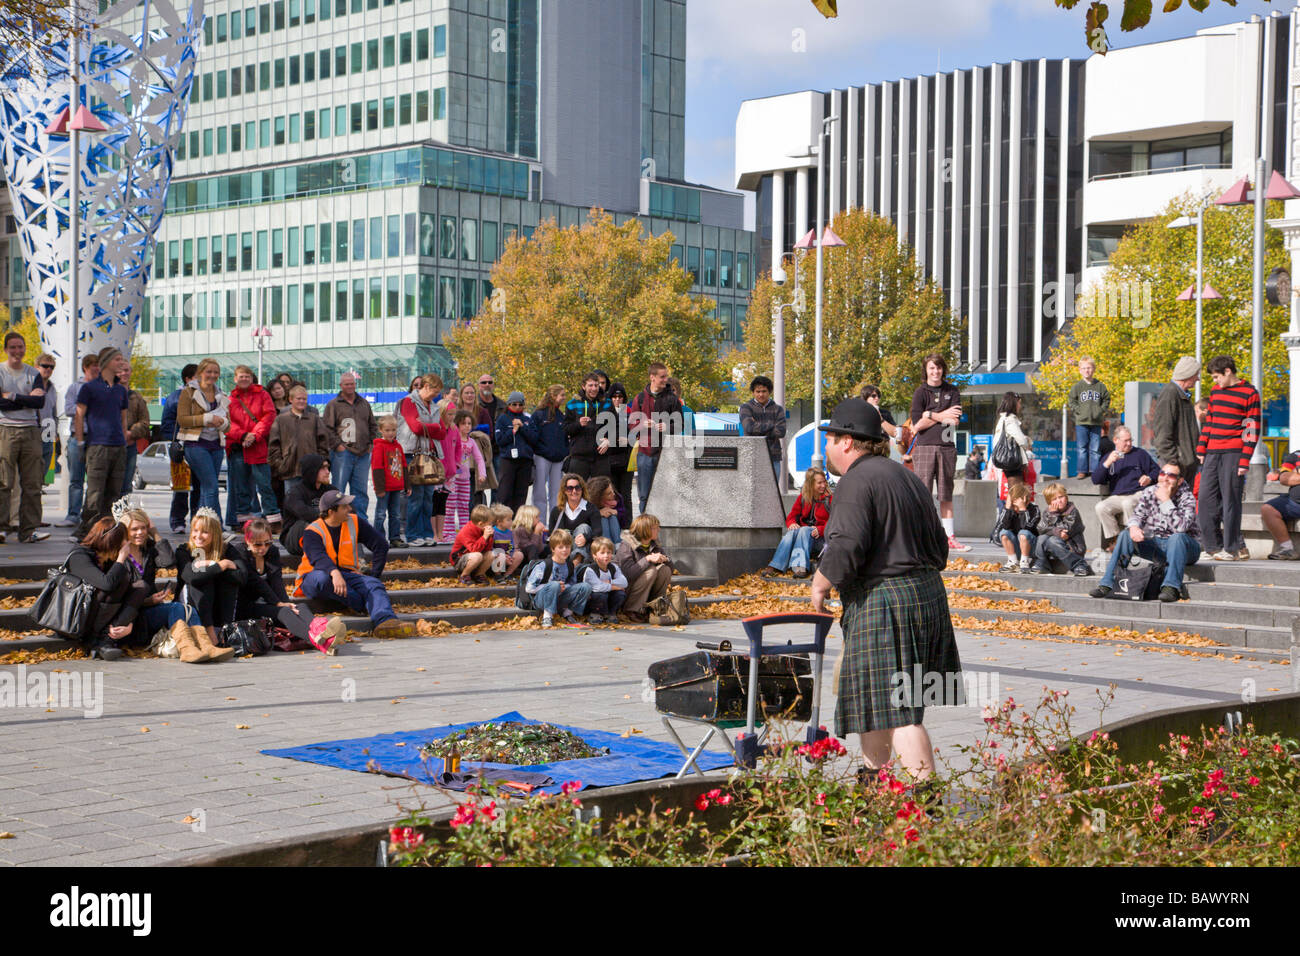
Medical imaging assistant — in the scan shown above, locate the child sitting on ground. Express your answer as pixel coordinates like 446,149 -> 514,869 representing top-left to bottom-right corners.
581,536 -> 628,624
990,481 -> 1040,572
488,503 -> 525,579
1031,482 -> 1090,576
513,504 -> 546,562
449,504 -> 494,584
524,528 -> 592,629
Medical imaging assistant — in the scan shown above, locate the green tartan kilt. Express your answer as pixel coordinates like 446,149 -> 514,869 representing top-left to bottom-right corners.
834,568 -> 965,735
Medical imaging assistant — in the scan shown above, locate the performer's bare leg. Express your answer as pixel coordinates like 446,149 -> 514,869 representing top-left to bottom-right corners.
859,724 -> 936,780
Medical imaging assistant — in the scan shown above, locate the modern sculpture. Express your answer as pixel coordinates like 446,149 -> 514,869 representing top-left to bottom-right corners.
0,0 -> 202,387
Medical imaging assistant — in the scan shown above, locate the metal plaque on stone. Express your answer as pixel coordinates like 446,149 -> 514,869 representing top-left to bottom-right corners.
692,446 -> 739,470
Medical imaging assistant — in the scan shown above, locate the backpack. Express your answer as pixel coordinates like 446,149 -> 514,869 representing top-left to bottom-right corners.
514,559 -> 555,611
648,586 -> 691,626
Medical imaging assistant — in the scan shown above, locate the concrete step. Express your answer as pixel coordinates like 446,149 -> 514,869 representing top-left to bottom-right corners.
944,568 -> 1300,610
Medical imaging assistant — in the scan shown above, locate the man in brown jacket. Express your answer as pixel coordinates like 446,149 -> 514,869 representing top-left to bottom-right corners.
119,359 -> 152,496
269,384 -> 329,486
1151,356 -> 1201,481
322,372 -> 377,521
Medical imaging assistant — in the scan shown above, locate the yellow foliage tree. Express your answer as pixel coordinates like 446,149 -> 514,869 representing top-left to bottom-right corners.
1033,193 -> 1288,414
446,209 -> 727,408
735,207 -> 964,411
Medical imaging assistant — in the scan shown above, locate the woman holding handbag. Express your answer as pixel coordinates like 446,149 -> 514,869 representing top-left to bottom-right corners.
992,392 -> 1032,478
62,518 -> 139,661
175,357 -> 230,519
396,375 -> 447,547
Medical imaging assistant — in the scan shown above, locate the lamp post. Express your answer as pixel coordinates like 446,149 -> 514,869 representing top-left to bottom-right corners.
1167,202 -> 1209,401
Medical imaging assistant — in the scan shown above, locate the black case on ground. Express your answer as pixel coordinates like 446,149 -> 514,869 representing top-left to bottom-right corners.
648,650 -> 813,723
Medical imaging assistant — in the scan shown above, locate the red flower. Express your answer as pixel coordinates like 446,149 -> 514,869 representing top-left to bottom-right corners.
1238,747 -> 1249,757
717,793 -> 733,806
895,800 -> 922,822
1247,775 -> 1261,787
903,826 -> 920,843
389,826 -> 424,848
449,805 -> 477,829
706,788 -> 723,800
814,792 -> 826,806
560,780 -> 583,795
694,794 -> 710,812
1273,743 -> 1285,756
479,800 -> 499,821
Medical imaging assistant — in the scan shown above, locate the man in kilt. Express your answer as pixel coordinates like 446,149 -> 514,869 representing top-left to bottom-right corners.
810,398 -> 964,780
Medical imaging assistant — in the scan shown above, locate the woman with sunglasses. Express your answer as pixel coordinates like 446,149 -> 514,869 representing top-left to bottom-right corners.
495,391 -> 537,511
548,473 -> 597,565
235,518 -> 346,654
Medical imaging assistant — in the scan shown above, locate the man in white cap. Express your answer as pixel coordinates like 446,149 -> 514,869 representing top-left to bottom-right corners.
1151,356 -> 1201,482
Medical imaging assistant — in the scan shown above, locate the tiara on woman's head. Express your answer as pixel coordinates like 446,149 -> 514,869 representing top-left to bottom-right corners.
110,495 -> 139,525
194,506 -> 221,524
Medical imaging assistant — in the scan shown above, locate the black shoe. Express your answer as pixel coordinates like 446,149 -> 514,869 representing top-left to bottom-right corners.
1071,566 -> 1092,576
90,641 -> 123,661
760,566 -> 780,578
1089,585 -> 1112,599
1158,586 -> 1180,603
1027,564 -> 1047,574
1267,547 -> 1300,560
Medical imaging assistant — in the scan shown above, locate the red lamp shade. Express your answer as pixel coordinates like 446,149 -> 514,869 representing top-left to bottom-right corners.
1265,170 -> 1300,200
1201,283 -> 1223,300
821,226 -> 847,247
1215,177 -> 1251,206
793,228 -> 816,250
69,105 -> 108,133
45,106 -> 70,135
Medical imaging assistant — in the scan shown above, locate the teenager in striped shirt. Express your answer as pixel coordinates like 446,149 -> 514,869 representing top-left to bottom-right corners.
1195,356 -> 1261,561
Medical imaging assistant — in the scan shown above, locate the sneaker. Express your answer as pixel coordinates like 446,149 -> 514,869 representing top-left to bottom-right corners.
391,538 -> 408,549
1089,585 -> 1113,599
1019,557 -> 1031,571
540,612 -> 554,630
947,535 -> 971,553
1158,586 -> 1180,603
1027,564 -> 1047,574
561,609 -> 581,626
372,618 -> 416,639
1212,550 -> 1236,561
587,613 -> 605,624
759,566 -> 780,579
1235,547 -> 1251,561
170,523 -> 185,534
1001,558 -> 1019,573
19,531 -> 49,543
1267,546 -> 1300,560
308,616 -> 347,655
1071,566 -> 1093,577
52,517 -> 77,528
1075,473 -> 1089,480
791,566 -> 809,578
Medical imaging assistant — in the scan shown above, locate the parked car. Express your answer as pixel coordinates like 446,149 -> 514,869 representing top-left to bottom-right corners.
133,441 -> 226,489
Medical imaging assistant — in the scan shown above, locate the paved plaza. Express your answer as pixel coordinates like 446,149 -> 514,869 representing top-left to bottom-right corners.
1,604 -> 1292,866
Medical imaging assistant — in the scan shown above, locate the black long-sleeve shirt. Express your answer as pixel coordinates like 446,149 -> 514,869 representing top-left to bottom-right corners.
234,542 -> 290,616
302,516 -> 388,577
65,546 -> 136,636
176,542 -> 248,593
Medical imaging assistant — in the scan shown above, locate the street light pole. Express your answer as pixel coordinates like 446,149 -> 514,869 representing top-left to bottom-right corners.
1253,156 -> 1266,433
810,110 -> 838,473
1195,205 -> 1204,402
58,27 -> 83,521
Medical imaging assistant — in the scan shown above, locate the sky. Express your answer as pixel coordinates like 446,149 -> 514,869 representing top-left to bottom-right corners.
683,0 -> 1284,225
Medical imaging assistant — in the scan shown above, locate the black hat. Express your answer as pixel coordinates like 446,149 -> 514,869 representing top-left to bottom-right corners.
818,398 -> 885,442
319,490 -> 355,514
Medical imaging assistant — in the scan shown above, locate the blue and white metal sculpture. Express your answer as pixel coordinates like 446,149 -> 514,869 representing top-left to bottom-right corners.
0,0 -> 202,377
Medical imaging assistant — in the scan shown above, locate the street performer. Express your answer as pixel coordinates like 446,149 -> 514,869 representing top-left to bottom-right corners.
810,398 -> 964,782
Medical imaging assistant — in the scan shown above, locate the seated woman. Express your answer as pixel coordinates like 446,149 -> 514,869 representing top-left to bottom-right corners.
549,473 -> 597,563
175,509 -> 245,655
762,467 -> 832,578
615,513 -> 674,622
281,454 -> 334,556
584,475 -> 627,545
64,518 -> 142,661
115,504 -> 214,663
235,518 -> 347,655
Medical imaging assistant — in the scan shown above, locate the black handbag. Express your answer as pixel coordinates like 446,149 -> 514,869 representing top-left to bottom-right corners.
31,561 -> 99,640
1109,557 -> 1167,601
219,618 -> 273,656
991,421 -> 1024,473
168,439 -> 185,464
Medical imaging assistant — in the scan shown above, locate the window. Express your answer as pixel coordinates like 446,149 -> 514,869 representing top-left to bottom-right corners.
335,46 -> 347,76
460,278 -> 477,319
415,90 -> 428,122
182,293 -> 192,330
432,88 -> 445,120
336,281 -> 347,323
241,288 -> 252,326
404,275 -> 416,316
196,292 -> 206,331
736,252 -> 749,289
270,286 -> 283,324
182,239 -> 193,276
404,213 -> 417,254
439,277 -> 455,319
366,99 -> 378,131
319,49 -> 330,79
320,222 -> 331,263
387,215 -> 400,257
289,113 -> 300,143
383,35 -> 395,67
307,0 -> 317,23
433,23 -> 446,57
211,235 -> 223,275
319,281 -> 331,322
188,131 -> 198,158
350,101 -> 362,133
216,125 -> 227,154
720,250 -> 732,289
703,248 -> 716,286
387,276 -> 399,317
259,61 -> 270,91
369,216 -> 382,258
335,105 -> 346,136
416,27 -> 428,60
274,57 -> 285,87
399,93 -> 411,125
352,278 -> 364,319
274,0 -> 285,29
216,71 -> 227,98
204,18 -> 212,44
153,295 -> 164,332
227,233 -> 238,272
439,216 -> 456,258
383,96 -> 394,128
246,6 -> 256,36
259,3 -> 270,34
247,120 -> 256,148
287,227 -> 299,266
216,12 -> 227,41
303,283 -> 315,323
241,232 -> 253,270
399,31 -> 411,63
686,246 -> 699,283
168,240 -> 179,276
304,225 -> 315,265
366,38 -> 378,70
231,68 -> 241,96
335,220 -> 347,261
197,237 -> 207,276
177,135 -> 185,160
274,115 -> 285,145
287,285 -> 299,325
461,218 -> 477,261
735,305 -> 747,344
202,129 -> 212,156
318,108 -> 329,139
257,231 -> 268,269
304,110 -> 315,140
352,219 -> 365,261
289,55 -> 300,85
482,220 -> 498,262
350,41 -> 362,73
232,9 -> 242,37
304,52 -> 314,82
289,0 -> 300,27
245,64 -> 255,92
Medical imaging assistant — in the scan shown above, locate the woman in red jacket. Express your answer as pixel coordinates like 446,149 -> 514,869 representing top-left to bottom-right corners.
227,365 -> 280,529
761,468 -> 832,578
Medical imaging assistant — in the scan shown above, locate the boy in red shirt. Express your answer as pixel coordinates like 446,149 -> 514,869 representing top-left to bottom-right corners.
450,504 -> 494,584
371,415 -> 408,546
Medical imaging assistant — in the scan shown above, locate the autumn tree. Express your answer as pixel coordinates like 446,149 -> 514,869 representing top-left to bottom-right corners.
0,0 -> 94,81
1033,193 -> 1289,412
735,207 -> 964,411
446,209 -> 727,408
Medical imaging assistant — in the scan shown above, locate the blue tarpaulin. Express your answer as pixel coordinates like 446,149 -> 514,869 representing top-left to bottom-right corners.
261,711 -> 734,794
